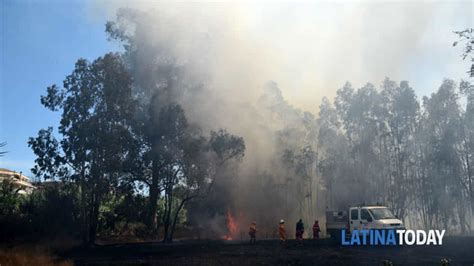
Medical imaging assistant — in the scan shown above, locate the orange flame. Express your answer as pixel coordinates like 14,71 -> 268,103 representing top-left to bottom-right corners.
223,208 -> 238,240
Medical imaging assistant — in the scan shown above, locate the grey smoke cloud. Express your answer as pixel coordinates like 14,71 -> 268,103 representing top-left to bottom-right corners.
89,0 -> 472,113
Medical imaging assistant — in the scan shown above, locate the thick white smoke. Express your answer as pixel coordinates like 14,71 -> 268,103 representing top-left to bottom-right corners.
89,1 -> 471,112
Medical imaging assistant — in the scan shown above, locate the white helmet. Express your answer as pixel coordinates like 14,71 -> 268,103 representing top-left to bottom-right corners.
280,219 -> 285,224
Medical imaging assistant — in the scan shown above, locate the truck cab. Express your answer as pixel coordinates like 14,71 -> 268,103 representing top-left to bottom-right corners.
349,206 -> 404,231
326,205 -> 404,239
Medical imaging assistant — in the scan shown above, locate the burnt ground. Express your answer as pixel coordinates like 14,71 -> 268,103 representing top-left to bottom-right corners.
58,236 -> 474,266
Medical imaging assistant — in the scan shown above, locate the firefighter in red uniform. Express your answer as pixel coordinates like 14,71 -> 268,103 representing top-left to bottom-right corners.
312,220 -> 321,239
249,221 -> 257,244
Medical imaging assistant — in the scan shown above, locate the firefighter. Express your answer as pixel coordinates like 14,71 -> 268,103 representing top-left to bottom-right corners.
296,219 -> 304,243
312,220 -> 321,239
279,219 -> 286,245
249,221 -> 257,244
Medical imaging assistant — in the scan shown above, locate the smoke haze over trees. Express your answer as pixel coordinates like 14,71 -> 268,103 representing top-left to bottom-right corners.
1,4 -> 473,245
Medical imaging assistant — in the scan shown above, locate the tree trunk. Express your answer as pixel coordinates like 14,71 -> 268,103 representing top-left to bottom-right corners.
465,149 -> 473,215
147,159 -> 160,231
169,198 -> 188,242
80,168 -> 89,246
88,191 -> 101,246
163,188 -> 173,243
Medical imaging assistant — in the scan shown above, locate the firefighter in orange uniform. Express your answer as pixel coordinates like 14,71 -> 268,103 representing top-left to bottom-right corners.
279,219 -> 286,246
312,220 -> 321,239
249,221 -> 257,244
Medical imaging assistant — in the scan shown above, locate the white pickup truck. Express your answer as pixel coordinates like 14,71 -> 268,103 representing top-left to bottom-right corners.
326,206 -> 404,239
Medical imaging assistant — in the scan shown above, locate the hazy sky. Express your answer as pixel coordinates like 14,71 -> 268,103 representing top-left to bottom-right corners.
0,0 -> 472,177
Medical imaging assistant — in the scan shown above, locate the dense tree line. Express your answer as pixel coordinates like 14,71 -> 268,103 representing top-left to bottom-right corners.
317,79 -> 473,233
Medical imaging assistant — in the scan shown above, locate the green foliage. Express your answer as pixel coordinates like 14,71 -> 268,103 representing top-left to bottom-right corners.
29,53 -> 137,244
158,196 -> 187,226
24,184 -> 81,235
0,180 -> 24,217
209,129 -> 245,163
28,127 -> 65,181
0,182 -> 80,240
96,192 -> 148,236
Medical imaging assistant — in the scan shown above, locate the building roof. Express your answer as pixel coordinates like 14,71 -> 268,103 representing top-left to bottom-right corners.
0,168 -> 30,181
0,168 -> 35,192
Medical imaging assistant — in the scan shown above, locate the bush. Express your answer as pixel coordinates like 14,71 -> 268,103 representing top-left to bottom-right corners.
0,181 -> 80,241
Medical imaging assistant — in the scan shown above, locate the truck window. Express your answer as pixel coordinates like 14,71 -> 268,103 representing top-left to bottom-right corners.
360,209 -> 371,220
350,209 -> 358,220
369,208 -> 396,220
